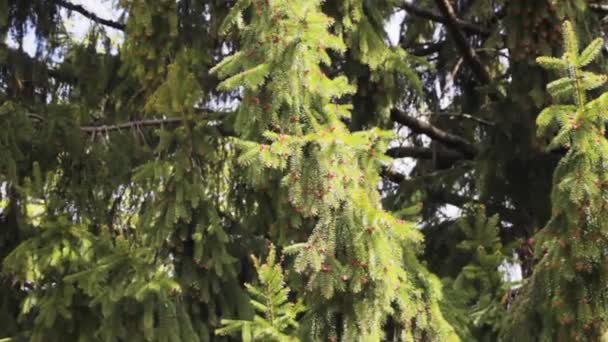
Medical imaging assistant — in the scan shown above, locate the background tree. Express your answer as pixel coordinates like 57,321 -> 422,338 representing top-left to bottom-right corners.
2,0 -> 608,341
441,205 -> 512,341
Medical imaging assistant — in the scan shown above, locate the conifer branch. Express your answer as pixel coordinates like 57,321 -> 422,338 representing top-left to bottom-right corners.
433,0 -> 493,85
390,109 -> 477,158
54,0 -> 125,31
400,2 -> 490,36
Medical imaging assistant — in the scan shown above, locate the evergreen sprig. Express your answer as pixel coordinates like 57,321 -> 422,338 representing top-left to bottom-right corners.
216,244 -> 305,342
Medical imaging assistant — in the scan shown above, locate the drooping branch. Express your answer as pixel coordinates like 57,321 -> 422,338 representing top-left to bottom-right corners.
54,0 -> 125,31
390,109 -> 477,158
400,1 -> 490,36
433,0 -> 492,85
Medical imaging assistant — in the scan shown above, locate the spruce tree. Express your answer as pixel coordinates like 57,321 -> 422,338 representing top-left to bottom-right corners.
441,205 -> 511,341
3,0 -> 608,341
1,1 -> 458,340
503,21 -> 608,341
210,1 -> 455,340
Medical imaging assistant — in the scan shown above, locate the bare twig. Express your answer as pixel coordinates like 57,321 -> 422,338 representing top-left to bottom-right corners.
433,0 -> 492,85
407,42 -> 445,56
80,117 -> 183,133
400,2 -> 490,36
391,108 -> 477,158
386,146 -> 467,161
422,112 -> 495,127
54,0 -> 125,31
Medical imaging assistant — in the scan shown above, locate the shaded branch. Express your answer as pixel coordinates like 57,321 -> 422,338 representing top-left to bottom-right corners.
391,108 -> 477,158
381,166 -> 471,204
54,0 -> 125,31
424,112 -> 495,127
407,42 -> 445,56
386,146 -> 467,161
381,168 -> 522,225
400,2 -> 490,36
433,0 -> 492,85
427,188 -> 474,208
381,166 -> 407,184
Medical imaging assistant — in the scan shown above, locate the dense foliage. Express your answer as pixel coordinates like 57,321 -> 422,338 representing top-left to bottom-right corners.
2,0 -> 608,341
